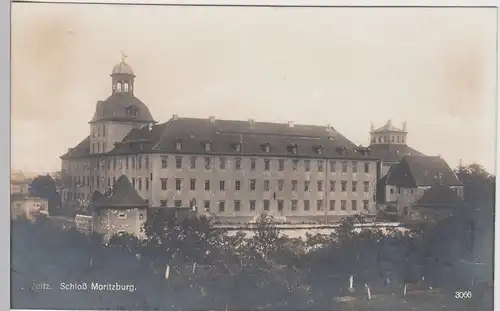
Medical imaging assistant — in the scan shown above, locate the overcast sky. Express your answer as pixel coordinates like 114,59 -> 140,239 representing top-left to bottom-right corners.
11,4 -> 497,174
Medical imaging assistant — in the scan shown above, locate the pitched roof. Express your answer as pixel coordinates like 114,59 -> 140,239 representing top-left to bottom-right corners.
371,120 -> 405,133
368,143 -> 424,164
387,155 -> 462,187
89,93 -> 155,124
405,156 -> 462,187
60,136 -> 91,159
62,117 -> 380,160
92,175 -> 147,208
414,183 -> 463,207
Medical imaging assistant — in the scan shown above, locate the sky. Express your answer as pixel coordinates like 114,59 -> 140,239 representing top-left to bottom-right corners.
11,4 -> 497,174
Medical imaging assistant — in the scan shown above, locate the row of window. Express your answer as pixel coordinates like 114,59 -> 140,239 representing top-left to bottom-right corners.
161,156 -> 371,173
371,135 -> 405,144
160,178 -> 371,193
160,199 -> 370,212
91,124 -> 106,138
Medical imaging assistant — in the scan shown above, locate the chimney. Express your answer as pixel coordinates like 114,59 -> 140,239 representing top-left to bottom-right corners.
288,121 -> 295,128
209,116 -> 215,123
387,119 -> 392,126
402,121 -> 407,132
172,114 -> 179,120
370,122 -> 374,131
248,119 -> 254,124
326,124 -> 333,132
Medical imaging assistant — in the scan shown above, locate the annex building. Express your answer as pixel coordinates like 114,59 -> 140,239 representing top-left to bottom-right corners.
60,59 -> 382,225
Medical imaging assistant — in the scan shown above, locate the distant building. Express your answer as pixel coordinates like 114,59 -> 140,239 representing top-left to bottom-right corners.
368,120 -> 424,177
10,179 -> 30,195
60,58 -> 381,224
377,155 -> 464,217
11,195 -> 49,221
412,183 -> 465,222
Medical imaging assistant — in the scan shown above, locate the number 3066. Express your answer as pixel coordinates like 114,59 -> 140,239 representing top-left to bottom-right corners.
455,291 -> 472,299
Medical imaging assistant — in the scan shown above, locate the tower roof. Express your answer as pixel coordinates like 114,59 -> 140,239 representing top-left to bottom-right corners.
92,175 -> 148,208
371,119 -> 405,133
89,93 -> 155,124
112,59 -> 135,76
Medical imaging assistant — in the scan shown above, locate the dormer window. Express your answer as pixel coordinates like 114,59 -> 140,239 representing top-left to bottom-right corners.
233,142 -> 241,152
204,141 -> 212,152
175,140 -> 182,151
314,145 -> 323,155
288,144 -> 298,154
261,143 -> 271,153
126,105 -> 139,117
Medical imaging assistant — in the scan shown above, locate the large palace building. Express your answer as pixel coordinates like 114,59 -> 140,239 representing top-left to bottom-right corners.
60,59 -> 384,224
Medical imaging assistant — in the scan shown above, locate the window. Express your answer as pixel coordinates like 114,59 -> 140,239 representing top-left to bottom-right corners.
220,180 -> 225,191
107,159 -> 112,170
204,200 -> 210,210
292,180 -> 298,192
161,178 -> 167,190
190,157 -> 197,169
364,181 -> 369,192
175,179 -> 182,191
264,159 -> 270,171
352,200 -> 357,211
204,142 -> 211,152
317,181 -> 323,192
292,159 -> 299,171
278,180 -> 284,191
113,158 -> 117,170
190,178 -> 196,190
363,200 -> 369,211
235,158 -> 242,170
175,141 -> 182,151
304,160 -> 310,172
175,200 -> 182,208
330,181 -> 336,192
249,200 -> 256,211
278,159 -> 285,171
139,213 -> 145,220
317,200 -> 324,211
263,200 -> 270,211
250,158 -> 256,171
352,181 -> 357,192
291,200 -> 298,211
218,201 -> 225,212
342,161 -> 348,173
205,180 -> 210,191
318,160 -> 324,172
145,156 -> 149,169
250,179 -> 256,191
176,156 -> 182,169
235,180 -> 241,191
341,200 -> 347,210
304,200 -> 310,211
264,180 -> 270,191
352,161 -> 357,173
390,188 -> 394,194
278,200 -> 284,211
304,181 -> 311,192
125,156 -> 129,169
138,156 -> 142,169
138,178 -> 142,190
145,177 -> 149,190
219,157 -> 226,169
161,156 -> 168,168
234,143 -> 241,152
132,157 -> 137,170
200,157 -> 210,170
234,200 -> 241,212
364,162 -> 370,173
329,200 -> 335,211
160,200 -> 167,207
126,105 -> 139,117
330,161 -> 336,172
341,181 -> 347,192
117,213 -> 127,219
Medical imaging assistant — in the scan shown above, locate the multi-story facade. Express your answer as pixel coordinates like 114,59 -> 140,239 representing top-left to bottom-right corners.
60,59 -> 382,224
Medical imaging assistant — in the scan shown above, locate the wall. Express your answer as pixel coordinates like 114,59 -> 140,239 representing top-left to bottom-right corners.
93,207 -> 147,240
11,198 -> 49,221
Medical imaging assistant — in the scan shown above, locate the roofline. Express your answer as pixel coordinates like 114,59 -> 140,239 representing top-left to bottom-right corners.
92,203 -> 148,209
370,130 -> 407,134
89,118 -> 157,124
61,150 -> 383,161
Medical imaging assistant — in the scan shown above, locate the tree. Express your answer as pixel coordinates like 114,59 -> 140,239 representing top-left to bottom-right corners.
29,174 -> 60,214
454,163 -> 495,204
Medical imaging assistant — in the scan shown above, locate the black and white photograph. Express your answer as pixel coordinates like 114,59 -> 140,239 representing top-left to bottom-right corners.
10,2 -> 497,310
